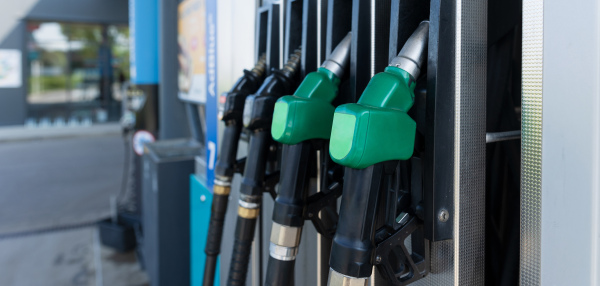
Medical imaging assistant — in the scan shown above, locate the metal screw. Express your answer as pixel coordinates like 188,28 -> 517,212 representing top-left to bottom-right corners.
200,195 -> 206,202
375,256 -> 382,264
438,209 -> 449,222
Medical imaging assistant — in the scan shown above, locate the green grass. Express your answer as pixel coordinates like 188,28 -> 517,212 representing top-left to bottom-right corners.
29,75 -> 68,92
28,74 -> 89,93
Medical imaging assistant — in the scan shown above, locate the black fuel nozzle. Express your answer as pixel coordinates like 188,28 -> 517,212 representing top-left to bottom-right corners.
264,33 -> 352,286
220,54 -> 267,124
214,54 -> 267,180
242,48 -> 302,131
226,48 -> 303,286
203,55 -> 267,286
328,22 -> 429,286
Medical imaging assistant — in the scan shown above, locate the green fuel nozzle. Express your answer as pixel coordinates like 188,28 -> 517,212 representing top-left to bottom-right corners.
263,34 -> 351,286
271,33 -> 352,145
329,21 -> 428,169
328,22 -> 430,286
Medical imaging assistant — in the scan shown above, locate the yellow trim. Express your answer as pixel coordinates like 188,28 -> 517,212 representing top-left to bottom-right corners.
213,185 -> 231,195
238,206 -> 260,219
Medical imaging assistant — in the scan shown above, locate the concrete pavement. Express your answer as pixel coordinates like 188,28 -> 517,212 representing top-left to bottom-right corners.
0,227 -> 148,286
0,124 -> 148,285
0,128 -> 124,235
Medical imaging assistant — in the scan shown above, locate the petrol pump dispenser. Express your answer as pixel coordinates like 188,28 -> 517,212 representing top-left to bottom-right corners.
327,22 -> 429,286
226,49 -> 303,286
202,55 -> 267,286
264,32 -> 351,286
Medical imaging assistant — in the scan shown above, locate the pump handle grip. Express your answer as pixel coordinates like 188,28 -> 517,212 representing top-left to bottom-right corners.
265,256 -> 296,286
203,192 -> 230,286
205,193 -> 229,256
227,216 -> 258,286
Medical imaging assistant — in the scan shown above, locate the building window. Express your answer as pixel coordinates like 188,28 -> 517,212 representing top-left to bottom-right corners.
26,21 -> 129,125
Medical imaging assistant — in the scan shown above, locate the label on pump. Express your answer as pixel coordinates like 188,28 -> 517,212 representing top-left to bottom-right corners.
132,130 -> 156,156
204,0 -> 218,190
177,0 -> 208,103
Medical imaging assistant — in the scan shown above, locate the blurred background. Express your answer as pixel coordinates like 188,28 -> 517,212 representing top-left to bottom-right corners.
0,1 -> 147,286
0,0 -> 254,285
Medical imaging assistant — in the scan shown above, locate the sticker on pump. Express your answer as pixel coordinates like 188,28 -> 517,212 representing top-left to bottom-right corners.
132,130 -> 156,156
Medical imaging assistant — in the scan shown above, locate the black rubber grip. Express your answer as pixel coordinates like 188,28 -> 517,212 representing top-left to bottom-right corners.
227,216 -> 258,286
265,255 -> 296,286
203,193 -> 230,286
205,193 -> 230,255
330,165 -> 384,278
272,143 -> 311,227
214,125 -> 242,178
264,143 -> 309,285
203,255 -> 218,286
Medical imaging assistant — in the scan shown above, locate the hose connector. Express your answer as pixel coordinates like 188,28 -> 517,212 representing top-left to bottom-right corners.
269,222 -> 302,261
389,21 -> 429,80
328,268 -> 368,286
321,32 -> 352,78
237,194 -> 261,219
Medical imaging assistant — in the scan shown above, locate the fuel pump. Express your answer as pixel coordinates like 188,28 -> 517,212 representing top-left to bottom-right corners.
226,48 -> 302,286
264,32 -> 351,286
327,22 -> 429,286
202,55 -> 267,286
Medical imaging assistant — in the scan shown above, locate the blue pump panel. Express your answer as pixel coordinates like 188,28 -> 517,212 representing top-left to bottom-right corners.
129,0 -> 159,84
190,174 -> 219,285
205,0 -> 218,191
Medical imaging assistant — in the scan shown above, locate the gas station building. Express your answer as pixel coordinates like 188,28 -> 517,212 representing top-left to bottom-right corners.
0,0 -> 128,126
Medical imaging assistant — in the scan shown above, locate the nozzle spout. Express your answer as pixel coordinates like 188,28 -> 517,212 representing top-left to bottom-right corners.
321,32 -> 352,78
389,21 -> 429,79
251,54 -> 268,78
280,47 -> 302,79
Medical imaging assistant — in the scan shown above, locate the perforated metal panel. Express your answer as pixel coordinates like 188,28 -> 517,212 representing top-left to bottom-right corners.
454,0 -> 487,283
416,0 -> 487,284
520,0 -> 543,285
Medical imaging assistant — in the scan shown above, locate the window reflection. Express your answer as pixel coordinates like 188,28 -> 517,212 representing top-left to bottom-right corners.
26,21 -> 129,125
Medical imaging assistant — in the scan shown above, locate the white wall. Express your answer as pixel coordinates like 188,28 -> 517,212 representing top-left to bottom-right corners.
216,0 -> 258,92
541,0 -> 600,285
